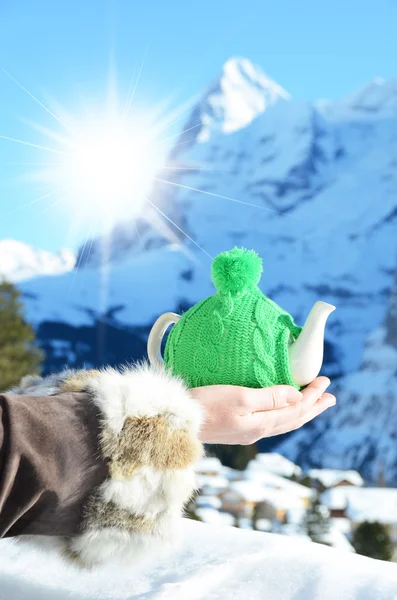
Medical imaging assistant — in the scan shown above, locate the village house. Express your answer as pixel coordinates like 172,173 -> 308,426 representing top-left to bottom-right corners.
321,486 -> 358,518
345,488 -> 397,544
191,453 -> 376,554
308,469 -> 364,491
322,486 -> 397,543
244,461 -> 314,508
250,453 -> 302,479
220,481 -> 270,518
220,479 -> 307,523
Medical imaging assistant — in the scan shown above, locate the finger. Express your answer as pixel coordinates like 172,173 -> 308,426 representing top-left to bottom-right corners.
242,385 -> 303,413
300,393 -> 336,425
301,377 -> 331,407
296,377 -> 331,415
271,393 -> 336,437
268,377 -> 331,429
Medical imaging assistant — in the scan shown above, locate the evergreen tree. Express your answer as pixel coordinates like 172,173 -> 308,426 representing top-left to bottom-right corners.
207,443 -> 257,471
304,495 -> 331,544
0,280 -> 43,391
352,521 -> 393,562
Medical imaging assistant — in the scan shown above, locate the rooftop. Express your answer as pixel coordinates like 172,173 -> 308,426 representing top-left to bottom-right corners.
252,453 -> 302,478
308,469 -> 364,488
195,457 -> 223,474
322,486 -> 397,523
244,468 -> 313,499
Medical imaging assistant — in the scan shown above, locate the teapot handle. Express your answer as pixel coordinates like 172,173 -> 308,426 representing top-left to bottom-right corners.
147,312 -> 181,368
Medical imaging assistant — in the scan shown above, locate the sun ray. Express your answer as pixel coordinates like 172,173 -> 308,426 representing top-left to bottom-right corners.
154,177 -> 277,212
156,121 -> 204,145
146,197 -> 213,259
22,119 -> 70,147
84,229 -> 96,268
161,137 -> 202,152
37,197 -> 62,215
1,68 -> 72,133
148,96 -> 201,140
68,228 -> 91,297
6,189 -> 57,215
160,165 -> 229,172
123,64 -> 137,116
132,219 -> 142,243
0,134 -> 65,155
124,46 -> 150,119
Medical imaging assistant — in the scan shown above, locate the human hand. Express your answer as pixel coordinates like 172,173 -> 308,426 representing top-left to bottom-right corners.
190,377 -> 335,445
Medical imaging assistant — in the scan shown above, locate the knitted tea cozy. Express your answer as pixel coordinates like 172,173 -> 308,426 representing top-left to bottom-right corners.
164,247 -> 303,389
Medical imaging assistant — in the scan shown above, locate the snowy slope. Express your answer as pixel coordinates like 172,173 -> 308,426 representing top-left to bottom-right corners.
1,520 -> 397,600
0,239 -> 75,283
278,283 -> 397,483
16,57 -> 397,480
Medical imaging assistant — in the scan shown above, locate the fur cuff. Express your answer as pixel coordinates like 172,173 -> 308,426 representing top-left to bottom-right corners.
16,364 -> 204,568
71,364 -> 203,567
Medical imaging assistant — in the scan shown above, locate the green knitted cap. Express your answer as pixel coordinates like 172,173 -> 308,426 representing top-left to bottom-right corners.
164,248 -> 302,389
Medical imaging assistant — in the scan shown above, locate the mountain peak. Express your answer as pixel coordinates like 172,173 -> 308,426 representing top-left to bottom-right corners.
343,77 -> 397,112
171,57 -> 290,153
199,57 -> 290,139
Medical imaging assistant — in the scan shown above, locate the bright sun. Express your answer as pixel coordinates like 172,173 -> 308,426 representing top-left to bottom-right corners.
0,66 -> 194,239
1,66 -> 260,262
58,115 -> 159,222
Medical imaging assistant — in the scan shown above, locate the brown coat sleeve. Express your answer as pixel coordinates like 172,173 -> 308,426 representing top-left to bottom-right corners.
0,392 -> 108,538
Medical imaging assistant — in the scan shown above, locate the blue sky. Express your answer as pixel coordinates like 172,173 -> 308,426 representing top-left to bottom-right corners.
0,0 -> 396,253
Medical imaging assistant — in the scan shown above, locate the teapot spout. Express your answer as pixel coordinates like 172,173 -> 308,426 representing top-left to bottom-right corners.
288,301 -> 336,387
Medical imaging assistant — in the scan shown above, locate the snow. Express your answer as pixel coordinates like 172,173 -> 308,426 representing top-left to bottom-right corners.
221,466 -> 242,481
322,486 -> 397,525
323,525 -> 356,553
254,487 -> 305,510
254,518 -> 272,532
195,457 -> 223,474
21,245 -> 208,327
186,57 -> 290,143
249,453 -> 302,478
2,517 -> 397,599
322,486 -> 358,511
228,480 -> 269,503
330,518 -> 353,535
195,496 -> 222,510
342,78 -> 397,113
346,488 -> 397,525
244,467 -> 313,500
308,469 -> 364,488
0,239 -> 75,283
196,475 -> 229,492
194,508 -> 235,526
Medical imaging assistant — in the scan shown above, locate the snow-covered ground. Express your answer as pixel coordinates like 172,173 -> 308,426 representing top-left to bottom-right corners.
1,520 -> 397,600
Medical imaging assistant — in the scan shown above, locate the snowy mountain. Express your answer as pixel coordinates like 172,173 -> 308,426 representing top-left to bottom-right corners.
278,272 -> 397,484
0,239 -> 75,283
16,57 -> 397,481
172,57 -> 290,146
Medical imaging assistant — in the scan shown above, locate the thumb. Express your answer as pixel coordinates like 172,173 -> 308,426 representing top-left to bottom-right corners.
246,385 -> 302,412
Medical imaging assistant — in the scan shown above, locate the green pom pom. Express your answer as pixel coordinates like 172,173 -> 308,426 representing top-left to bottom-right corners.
212,247 -> 263,294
